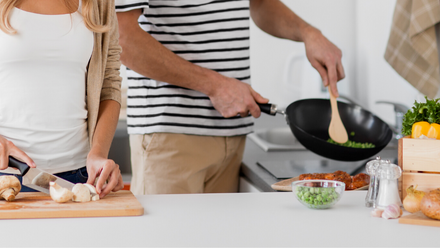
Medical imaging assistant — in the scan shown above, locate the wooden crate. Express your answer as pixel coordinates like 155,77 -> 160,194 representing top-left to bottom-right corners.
398,137 -> 440,199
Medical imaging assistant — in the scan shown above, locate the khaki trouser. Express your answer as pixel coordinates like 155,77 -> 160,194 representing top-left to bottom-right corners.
129,133 -> 246,194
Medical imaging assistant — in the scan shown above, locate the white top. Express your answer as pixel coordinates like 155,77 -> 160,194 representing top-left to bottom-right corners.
115,0 -> 253,136
0,191 -> 438,247
0,6 -> 93,173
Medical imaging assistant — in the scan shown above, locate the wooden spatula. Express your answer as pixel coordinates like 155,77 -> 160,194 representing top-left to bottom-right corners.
328,91 -> 348,144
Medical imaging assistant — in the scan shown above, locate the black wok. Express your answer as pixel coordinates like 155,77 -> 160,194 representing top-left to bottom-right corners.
259,99 -> 393,161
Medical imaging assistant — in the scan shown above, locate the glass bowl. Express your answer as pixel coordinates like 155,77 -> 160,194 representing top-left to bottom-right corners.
292,180 -> 345,209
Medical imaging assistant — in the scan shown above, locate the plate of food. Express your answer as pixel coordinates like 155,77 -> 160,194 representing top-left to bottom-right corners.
271,170 -> 370,192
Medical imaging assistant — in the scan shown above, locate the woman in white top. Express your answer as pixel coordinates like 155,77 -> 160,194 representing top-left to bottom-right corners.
0,0 -> 123,198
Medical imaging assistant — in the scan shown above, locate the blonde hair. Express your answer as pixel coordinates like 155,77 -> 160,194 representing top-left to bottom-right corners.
0,0 -> 109,34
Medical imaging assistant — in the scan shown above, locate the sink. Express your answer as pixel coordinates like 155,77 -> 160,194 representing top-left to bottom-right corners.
248,127 -> 306,151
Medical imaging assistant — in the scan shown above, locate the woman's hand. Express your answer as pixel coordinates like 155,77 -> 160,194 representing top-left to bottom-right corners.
86,152 -> 124,198
0,135 -> 36,170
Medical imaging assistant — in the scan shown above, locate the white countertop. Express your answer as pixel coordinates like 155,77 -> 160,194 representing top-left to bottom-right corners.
0,191 -> 438,247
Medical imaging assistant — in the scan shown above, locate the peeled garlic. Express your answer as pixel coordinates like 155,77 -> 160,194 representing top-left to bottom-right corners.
371,208 -> 384,218
382,204 -> 402,219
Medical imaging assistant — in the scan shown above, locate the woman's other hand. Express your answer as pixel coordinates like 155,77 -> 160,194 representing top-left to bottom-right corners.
0,135 -> 36,170
86,153 -> 124,198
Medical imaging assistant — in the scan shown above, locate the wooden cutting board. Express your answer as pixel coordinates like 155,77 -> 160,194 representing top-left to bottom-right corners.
0,190 -> 144,219
399,211 -> 440,227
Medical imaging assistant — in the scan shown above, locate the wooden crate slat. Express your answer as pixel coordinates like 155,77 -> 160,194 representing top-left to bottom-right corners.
401,138 -> 440,172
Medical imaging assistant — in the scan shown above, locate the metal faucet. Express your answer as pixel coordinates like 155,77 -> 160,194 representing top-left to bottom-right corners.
376,101 -> 409,139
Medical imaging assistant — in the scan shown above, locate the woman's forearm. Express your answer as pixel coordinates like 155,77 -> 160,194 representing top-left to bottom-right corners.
88,100 -> 120,159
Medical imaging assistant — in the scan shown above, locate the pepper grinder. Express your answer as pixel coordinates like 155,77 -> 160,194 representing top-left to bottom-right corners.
365,157 -> 388,208
375,161 -> 402,209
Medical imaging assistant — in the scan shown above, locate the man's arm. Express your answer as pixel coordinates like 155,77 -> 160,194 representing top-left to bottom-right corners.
250,0 -> 345,97
116,10 -> 268,118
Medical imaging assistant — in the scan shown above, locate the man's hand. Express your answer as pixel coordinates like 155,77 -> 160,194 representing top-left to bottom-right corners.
86,153 -> 124,199
118,9 -> 269,119
303,27 -> 345,97
0,135 -> 36,170
208,75 -> 269,118
250,0 -> 345,97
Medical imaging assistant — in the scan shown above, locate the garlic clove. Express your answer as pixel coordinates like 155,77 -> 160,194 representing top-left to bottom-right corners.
72,183 -> 91,202
382,204 -> 402,219
371,208 -> 384,218
49,182 -> 73,203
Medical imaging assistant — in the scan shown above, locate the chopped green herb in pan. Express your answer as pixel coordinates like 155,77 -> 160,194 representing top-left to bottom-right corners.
327,138 -> 375,148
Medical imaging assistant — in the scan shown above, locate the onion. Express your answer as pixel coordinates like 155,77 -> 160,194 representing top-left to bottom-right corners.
403,185 -> 426,213
420,188 -> 440,220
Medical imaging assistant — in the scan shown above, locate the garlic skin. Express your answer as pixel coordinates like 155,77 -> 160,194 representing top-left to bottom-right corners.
49,182 -> 73,203
371,208 -> 384,218
382,204 -> 402,219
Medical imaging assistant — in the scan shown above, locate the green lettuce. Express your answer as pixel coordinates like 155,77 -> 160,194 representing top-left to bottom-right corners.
402,97 -> 440,136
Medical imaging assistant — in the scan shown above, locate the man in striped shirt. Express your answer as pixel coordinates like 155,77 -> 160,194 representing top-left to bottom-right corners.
115,0 -> 345,194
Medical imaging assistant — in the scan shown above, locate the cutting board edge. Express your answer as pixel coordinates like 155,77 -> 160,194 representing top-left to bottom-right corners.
0,207 -> 144,220
398,218 -> 440,227
0,190 -> 144,219
398,211 -> 440,227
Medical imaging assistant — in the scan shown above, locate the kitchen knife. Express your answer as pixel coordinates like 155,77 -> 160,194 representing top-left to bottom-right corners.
8,156 -> 75,194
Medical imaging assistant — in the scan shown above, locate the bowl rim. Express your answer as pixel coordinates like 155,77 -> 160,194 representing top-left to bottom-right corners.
291,180 -> 346,188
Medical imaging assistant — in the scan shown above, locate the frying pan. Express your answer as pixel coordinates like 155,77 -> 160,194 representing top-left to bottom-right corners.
258,99 -> 393,161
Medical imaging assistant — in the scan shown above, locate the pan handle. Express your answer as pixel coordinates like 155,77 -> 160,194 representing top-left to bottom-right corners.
257,103 -> 277,116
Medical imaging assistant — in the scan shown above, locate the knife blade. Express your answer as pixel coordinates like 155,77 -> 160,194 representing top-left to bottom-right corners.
8,156 -> 75,194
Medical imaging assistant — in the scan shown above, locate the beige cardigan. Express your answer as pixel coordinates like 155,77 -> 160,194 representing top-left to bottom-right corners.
87,0 -> 122,146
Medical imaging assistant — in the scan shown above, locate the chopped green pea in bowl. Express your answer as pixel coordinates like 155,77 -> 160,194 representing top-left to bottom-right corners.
292,180 -> 345,209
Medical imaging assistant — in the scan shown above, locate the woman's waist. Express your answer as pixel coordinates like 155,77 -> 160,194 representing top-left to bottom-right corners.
0,124 -> 90,173
0,122 -> 89,148
0,115 -> 88,131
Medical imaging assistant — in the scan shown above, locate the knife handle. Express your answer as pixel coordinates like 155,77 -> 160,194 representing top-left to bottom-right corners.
8,157 -> 30,176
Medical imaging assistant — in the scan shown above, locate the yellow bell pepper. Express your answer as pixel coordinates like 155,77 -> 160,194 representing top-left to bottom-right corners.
411,121 -> 431,138
411,121 -> 440,139
427,123 -> 440,139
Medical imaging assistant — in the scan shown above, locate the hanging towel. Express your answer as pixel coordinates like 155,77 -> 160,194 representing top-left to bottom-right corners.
384,0 -> 440,98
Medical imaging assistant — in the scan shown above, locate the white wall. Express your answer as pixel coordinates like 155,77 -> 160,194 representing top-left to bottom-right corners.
355,0 -> 423,126
250,0 -> 357,109
250,0 -> 426,127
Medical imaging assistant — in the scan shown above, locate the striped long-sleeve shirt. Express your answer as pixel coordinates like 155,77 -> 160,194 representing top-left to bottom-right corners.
115,0 -> 253,136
